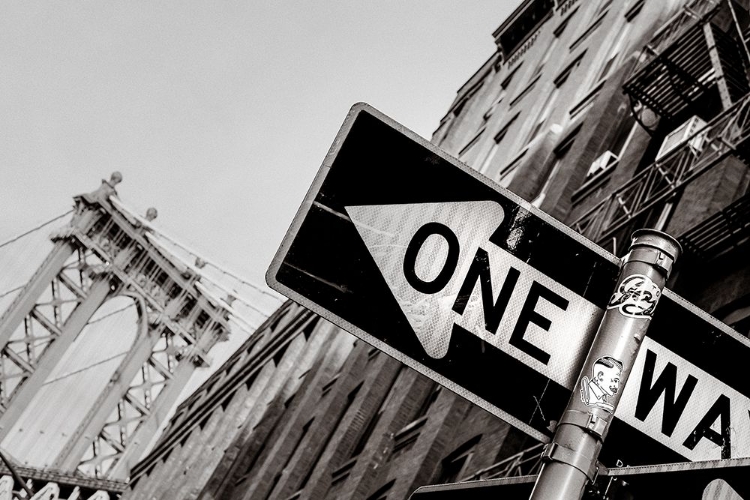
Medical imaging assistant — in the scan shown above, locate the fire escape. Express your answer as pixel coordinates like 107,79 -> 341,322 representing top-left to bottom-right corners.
570,0 -> 750,257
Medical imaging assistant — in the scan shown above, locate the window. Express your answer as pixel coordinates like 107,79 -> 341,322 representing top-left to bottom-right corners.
437,436 -> 482,484
263,418 -> 314,498
479,113 -> 519,174
498,149 -> 528,188
320,373 -> 340,399
595,0 -> 613,16
568,81 -> 603,119
554,8 -> 576,37
525,9 -> 573,86
351,410 -> 382,458
593,21 -> 632,84
483,90 -> 506,122
524,87 -> 559,145
272,342 -> 289,366
350,369 -> 402,458
532,127 -> 579,207
414,384 -> 442,420
523,54 -> 582,146
585,111 -> 636,181
366,480 -> 395,500
501,63 -> 522,89
298,384 -> 361,490
458,127 -> 486,160
483,64 -> 522,122
264,474 -> 282,500
390,418 -> 426,460
302,317 -> 319,339
609,113 -> 638,160
509,76 -> 539,108
569,7 -> 607,50
528,36 -> 559,83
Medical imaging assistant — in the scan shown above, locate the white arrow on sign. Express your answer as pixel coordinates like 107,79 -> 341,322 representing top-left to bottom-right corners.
346,201 -> 750,462
345,201 -> 602,390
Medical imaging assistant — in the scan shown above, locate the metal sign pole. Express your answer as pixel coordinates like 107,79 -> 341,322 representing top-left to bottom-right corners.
529,229 -> 681,500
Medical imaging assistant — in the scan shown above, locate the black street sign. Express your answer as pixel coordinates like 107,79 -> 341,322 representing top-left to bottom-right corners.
410,476 -> 536,500
409,459 -> 750,499
267,103 -> 750,467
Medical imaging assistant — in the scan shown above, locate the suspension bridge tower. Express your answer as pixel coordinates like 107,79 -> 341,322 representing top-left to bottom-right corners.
0,173 -> 272,485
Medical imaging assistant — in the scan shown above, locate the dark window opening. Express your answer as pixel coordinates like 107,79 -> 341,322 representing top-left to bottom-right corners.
414,384 -> 442,420
366,480 -> 395,500
437,435 -> 482,484
264,473 -> 281,500
297,383 -> 362,490
350,368 -> 402,459
272,342 -> 289,366
302,317 -> 320,340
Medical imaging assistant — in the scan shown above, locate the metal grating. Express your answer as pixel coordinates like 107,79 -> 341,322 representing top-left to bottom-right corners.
623,0 -> 749,123
571,92 -> 750,244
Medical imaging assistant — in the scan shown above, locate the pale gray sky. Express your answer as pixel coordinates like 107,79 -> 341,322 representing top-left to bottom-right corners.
0,1 -> 521,293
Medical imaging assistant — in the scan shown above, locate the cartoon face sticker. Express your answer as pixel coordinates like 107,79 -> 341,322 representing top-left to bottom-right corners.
607,274 -> 660,319
580,356 -> 623,413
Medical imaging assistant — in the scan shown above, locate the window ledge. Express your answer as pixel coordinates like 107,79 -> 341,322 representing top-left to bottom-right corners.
510,74 -> 541,108
394,416 -> 428,440
569,11 -> 607,51
458,126 -> 486,158
625,0 -> 645,21
569,80 -> 605,119
331,456 -> 358,483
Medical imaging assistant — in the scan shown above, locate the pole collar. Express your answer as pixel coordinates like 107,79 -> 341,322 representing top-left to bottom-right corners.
541,442 -> 599,481
559,410 -> 607,439
625,229 -> 682,276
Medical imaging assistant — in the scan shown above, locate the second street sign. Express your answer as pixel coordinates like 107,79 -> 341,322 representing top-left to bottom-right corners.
267,103 -> 750,467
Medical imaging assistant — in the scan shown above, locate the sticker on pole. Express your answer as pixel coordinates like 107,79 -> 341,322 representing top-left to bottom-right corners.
607,274 -> 660,319
580,356 -> 623,413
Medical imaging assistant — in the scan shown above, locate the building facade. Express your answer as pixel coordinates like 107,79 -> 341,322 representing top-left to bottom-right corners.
125,0 -> 750,498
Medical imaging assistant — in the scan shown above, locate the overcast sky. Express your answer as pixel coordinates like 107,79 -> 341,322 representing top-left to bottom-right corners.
0,1 -> 522,298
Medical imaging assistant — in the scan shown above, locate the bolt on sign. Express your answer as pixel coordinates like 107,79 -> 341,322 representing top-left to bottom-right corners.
267,104 -> 750,467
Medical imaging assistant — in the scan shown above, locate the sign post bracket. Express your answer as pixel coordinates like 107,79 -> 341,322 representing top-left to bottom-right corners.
529,229 -> 681,500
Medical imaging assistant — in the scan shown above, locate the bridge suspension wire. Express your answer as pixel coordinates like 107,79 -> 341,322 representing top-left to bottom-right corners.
108,197 -> 283,308
0,210 -> 73,250
89,303 -> 137,324
0,285 -> 24,301
42,351 -> 129,386
157,230 -> 283,302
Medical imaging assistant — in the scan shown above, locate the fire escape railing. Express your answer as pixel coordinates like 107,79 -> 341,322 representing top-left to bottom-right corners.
461,443 -> 544,481
570,92 -> 750,243
631,0 -> 722,76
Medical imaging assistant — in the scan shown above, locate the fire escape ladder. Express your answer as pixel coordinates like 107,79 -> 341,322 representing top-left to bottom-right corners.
623,0 -> 750,131
570,0 -> 750,247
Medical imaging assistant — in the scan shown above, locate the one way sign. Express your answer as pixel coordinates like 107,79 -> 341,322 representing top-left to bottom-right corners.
267,103 -> 750,467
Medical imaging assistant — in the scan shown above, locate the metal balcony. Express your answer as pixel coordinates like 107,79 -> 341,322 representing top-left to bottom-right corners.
623,0 -> 749,124
571,93 -> 750,244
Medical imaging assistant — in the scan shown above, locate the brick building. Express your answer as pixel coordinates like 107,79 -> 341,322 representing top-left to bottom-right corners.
123,0 -> 750,498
